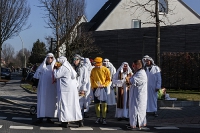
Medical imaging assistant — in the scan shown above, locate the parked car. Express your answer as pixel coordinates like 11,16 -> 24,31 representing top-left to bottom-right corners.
1,68 -> 11,79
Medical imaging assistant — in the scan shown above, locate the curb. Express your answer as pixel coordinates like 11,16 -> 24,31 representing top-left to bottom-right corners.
0,96 -> 29,108
158,100 -> 200,107
20,84 -> 37,94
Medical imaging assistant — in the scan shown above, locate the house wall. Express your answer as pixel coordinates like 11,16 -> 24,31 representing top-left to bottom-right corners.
97,0 -> 200,31
89,24 -> 200,68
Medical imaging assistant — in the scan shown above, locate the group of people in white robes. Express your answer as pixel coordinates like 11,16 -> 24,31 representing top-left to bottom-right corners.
32,53 -> 161,130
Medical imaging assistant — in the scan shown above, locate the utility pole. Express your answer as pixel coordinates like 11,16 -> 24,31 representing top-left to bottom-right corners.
56,6 -> 60,58
155,0 -> 161,66
19,35 -> 26,68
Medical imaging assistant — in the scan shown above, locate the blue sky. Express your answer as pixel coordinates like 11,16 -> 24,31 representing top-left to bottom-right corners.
4,0 -> 200,53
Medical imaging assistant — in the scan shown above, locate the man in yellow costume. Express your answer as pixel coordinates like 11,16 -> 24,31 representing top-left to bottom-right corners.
90,57 -> 111,125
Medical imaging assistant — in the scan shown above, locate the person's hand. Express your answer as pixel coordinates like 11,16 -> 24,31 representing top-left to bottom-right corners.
99,84 -> 105,88
80,90 -> 85,94
125,76 -> 130,84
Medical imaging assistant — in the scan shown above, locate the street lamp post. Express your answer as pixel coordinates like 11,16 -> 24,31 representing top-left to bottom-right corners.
18,35 -> 26,68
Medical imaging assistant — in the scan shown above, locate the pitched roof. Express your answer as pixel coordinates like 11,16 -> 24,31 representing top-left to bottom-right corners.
87,0 -> 200,31
88,0 -> 121,31
178,0 -> 200,19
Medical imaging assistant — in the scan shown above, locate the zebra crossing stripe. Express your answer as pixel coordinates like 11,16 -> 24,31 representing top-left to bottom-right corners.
0,125 -> 2,128
154,127 -> 179,129
100,127 -> 122,130
10,126 -> 33,130
12,117 -> 32,120
70,127 -> 93,130
0,117 -> 7,120
40,127 -> 62,130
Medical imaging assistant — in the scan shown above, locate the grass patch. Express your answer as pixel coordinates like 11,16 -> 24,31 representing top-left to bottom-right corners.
20,84 -> 200,101
21,83 -> 37,93
167,89 -> 200,101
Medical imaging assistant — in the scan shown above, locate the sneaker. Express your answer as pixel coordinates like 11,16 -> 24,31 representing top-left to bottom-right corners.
95,117 -> 101,124
102,118 -> 107,125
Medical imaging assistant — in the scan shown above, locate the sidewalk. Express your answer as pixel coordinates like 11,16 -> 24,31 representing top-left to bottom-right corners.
0,73 -> 200,128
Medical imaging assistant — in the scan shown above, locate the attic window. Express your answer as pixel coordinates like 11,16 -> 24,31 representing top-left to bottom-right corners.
132,20 -> 141,28
159,0 -> 168,14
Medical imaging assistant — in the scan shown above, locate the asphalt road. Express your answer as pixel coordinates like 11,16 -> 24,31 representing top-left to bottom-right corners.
0,101 -> 200,133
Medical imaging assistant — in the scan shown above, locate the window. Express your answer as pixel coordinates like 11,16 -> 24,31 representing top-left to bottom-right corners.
159,0 -> 168,13
132,20 -> 141,28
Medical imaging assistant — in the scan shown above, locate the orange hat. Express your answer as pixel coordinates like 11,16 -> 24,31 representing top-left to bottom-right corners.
94,57 -> 103,66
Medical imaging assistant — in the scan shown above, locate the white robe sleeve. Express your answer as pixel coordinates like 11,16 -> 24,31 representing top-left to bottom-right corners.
155,66 -> 162,89
53,66 -> 67,79
112,73 -> 123,87
80,66 -> 89,92
130,71 -> 146,87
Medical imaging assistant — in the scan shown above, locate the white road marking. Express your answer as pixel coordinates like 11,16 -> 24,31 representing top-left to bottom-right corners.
154,126 -> 179,129
0,117 -> 7,120
40,127 -> 62,130
10,126 -> 33,130
70,127 -> 93,130
100,127 -> 122,130
12,117 -> 32,120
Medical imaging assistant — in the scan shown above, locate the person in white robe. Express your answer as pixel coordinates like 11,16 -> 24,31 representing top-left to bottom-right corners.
32,53 -> 57,125
126,60 -> 147,130
112,62 -> 132,121
83,58 -> 94,117
142,55 -> 162,117
72,54 -> 90,121
54,56 -> 83,128
103,59 -> 116,111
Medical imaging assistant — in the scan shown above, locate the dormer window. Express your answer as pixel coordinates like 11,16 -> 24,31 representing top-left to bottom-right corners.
132,19 -> 141,28
159,0 -> 168,14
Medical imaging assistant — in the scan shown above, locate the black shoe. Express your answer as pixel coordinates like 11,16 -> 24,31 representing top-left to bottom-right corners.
32,118 -> 43,125
117,118 -> 122,121
61,122 -> 68,128
78,120 -> 84,127
125,118 -> 129,121
46,118 -> 54,124
125,123 -> 130,127
84,113 -> 89,118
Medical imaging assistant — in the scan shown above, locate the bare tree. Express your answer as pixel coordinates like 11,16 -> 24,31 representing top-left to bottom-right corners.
0,0 -> 30,79
122,0 -> 182,66
64,30 -> 102,63
1,43 -> 15,65
39,0 -> 86,58
15,48 -> 30,68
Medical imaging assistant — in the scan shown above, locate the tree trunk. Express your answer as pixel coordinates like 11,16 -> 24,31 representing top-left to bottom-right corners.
155,0 -> 161,66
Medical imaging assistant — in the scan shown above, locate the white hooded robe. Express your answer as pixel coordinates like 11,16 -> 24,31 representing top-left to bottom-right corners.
142,55 -> 162,112
33,53 -> 57,118
112,62 -> 132,118
54,57 -> 82,122
129,69 -> 147,127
